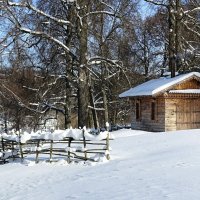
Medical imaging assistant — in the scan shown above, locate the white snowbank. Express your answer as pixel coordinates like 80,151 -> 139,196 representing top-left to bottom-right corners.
1,129 -> 112,143
1,129 -> 200,200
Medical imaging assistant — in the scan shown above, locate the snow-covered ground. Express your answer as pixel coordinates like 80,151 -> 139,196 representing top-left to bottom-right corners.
1,129 -> 200,200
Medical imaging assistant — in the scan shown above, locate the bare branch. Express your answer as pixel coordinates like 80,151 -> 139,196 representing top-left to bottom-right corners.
144,0 -> 167,7
83,11 -> 120,18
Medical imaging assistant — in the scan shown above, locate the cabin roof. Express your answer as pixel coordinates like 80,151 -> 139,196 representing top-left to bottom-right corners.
119,72 -> 200,97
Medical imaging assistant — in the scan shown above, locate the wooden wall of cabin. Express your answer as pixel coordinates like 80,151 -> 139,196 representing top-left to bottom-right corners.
164,98 -> 177,131
130,95 -> 200,132
165,96 -> 200,131
131,97 -> 165,132
174,78 -> 200,90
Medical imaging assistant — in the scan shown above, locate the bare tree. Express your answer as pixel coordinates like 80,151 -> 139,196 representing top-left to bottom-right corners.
0,0 -> 139,128
145,0 -> 200,77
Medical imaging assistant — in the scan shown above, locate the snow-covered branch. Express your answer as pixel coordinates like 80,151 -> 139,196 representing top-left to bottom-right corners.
87,57 -> 131,86
184,7 -> 200,14
99,1 -> 115,12
182,22 -> 200,38
6,0 -> 71,25
23,86 -> 39,92
88,106 -> 105,111
1,84 -> 47,114
20,27 -> 70,52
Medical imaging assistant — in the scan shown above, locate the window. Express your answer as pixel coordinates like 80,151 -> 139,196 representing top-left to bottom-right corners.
136,100 -> 141,121
151,101 -> 156,120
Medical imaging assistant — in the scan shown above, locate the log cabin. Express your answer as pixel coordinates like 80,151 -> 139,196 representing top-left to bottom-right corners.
119,72 -> 200,132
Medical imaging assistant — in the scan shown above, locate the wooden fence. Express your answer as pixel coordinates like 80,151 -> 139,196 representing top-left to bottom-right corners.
0,129 -> 112,164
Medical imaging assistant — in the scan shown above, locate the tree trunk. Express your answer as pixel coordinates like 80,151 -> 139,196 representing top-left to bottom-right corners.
64,67 -> 72,129
175,0 -> 182,72
89,85 -> 99,129
63,4 -> 75,129
143,30 -> 149,79
4,113 -> 8,133
78,3 -> 90,128
168,0 -> 176,78
64,104 -> 71,129
78,68 -> 89,128
102,85 -> 109,126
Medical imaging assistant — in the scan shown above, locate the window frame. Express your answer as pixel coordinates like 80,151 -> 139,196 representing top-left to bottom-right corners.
135,99 -> 141,121
151,99 -> 156,121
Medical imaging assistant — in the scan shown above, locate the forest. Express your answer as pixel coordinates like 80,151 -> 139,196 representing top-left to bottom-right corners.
0,0 -> 199,131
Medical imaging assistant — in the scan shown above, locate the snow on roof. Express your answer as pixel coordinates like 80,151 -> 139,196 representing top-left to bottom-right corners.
169,89 -> 200,94
119,72 -> 200,97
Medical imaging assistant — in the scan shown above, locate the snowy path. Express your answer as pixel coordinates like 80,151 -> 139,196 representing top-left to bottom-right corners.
1,129 -> 200,200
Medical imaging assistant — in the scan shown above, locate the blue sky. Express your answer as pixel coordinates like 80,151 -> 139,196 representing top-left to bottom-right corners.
140,0 -> 157,19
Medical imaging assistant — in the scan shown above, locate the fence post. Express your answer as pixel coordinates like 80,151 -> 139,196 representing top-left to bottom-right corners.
18,132 -> 24,162
1,138 -> 5,164
35,140 -> 40,163
19,142 -> 24,162
11,141 -> 15,161
106,132 -> 110,160
106,122 -> 110,160
82,127 -> 87,160
67,137 -> 73,163
50,140 -> 53,163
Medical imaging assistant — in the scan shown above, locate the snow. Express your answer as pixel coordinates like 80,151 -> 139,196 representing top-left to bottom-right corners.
1,129 -> 112,143
163,72 -> 179,76
119,72 -> 200,97
1,128 -> 200,199
169,89 -> 200,94
88,60 -> 102,65
67,0 -> 75,3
